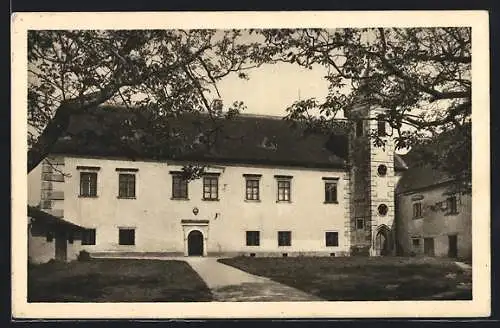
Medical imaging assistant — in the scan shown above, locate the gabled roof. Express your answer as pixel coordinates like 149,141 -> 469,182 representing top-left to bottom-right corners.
50,105 -> 407,171
395,127 -> 468,194
395,164 -> 453,194
28,206 -> 85,230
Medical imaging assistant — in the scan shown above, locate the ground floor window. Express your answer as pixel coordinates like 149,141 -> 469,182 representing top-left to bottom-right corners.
246,231 -> 260,246
81,229 -> 96,245
119,228 -> 135,245
325,231 -> 339,247
278,231 -> 291,246
411,238 -> 421,250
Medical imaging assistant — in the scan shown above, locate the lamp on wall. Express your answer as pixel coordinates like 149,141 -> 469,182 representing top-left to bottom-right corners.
193,207 -> 199,216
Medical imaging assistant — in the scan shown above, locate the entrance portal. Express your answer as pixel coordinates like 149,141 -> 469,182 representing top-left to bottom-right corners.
188,230 -> 204,256
374,226 -> 391,256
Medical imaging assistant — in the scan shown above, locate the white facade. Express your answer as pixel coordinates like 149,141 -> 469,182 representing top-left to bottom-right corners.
30,156 -> 352,257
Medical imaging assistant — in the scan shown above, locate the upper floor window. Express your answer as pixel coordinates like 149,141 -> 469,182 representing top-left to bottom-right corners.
412,202 -> 423,219
79,172 -> 97,197
275,175 -> 292,202
325,231 -> 339,247
446,196 -> 458,215
118,173 -> 136,198
244,174 -> 261,201
323,178 -> 339,203
171,173 -> 188,200
203,174 -> 219,201
377,116 -> 386,136
246,231 -> 260,246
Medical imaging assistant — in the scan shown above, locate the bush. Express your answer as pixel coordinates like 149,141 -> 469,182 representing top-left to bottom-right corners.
77,250 -> 91,262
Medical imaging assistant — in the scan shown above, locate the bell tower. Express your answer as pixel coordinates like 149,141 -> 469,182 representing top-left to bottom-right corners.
345,96 -> 396,256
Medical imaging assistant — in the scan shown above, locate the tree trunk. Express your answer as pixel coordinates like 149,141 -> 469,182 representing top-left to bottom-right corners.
27,101 -> 74,173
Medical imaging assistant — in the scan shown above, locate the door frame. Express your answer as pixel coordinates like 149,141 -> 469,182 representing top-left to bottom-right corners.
181,220 -> 209,257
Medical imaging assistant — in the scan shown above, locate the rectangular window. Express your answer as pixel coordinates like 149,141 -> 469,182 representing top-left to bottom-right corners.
412,238 -> 421,247
356,218 -> 364,230
172,174 -> 188,199
246,231 -> 260,246
276,177 -> 292,202
118,174 -> 136,198
324,180 -> 338,203
377,117 -> 386,136
81,229 -> 96,245
203,176 -> 219,200
325,232 -> 339,247
413,202 -> 422,219
447,196 -> 458,214
278,231 -> 291,246
245,179 -> 260,201
356,120 -> 363,137
119,228 -> 135,245
80,172 -> 97,197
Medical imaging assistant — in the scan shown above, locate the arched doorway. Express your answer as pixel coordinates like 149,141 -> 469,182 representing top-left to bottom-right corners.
188,230 -> 204,256
374,226 -> 392,256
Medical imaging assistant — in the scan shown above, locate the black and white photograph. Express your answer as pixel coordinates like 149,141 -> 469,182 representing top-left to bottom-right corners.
11,11 -> 490,318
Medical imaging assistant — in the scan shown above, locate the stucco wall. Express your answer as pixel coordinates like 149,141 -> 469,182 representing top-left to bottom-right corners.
61,156 -> 350,256
396,184 -> 472,259
28,164 -> 42,207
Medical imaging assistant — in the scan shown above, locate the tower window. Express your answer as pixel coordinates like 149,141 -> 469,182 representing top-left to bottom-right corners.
377,117 -> 386,136
378,204 -> 388,216
377,164 -> 388,176
355,120 -> 363,137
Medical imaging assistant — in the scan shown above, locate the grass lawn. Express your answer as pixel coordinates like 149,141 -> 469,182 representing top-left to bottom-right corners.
28,259 -> 212,302
218,256 -> 472,301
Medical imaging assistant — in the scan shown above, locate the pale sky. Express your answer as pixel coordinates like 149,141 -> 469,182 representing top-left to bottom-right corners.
216,62 -> 330,117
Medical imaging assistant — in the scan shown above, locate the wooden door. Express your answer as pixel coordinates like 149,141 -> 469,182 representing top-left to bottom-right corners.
424,238 -> 435,256
448,235 -> 458,258
55,230 -> 67,262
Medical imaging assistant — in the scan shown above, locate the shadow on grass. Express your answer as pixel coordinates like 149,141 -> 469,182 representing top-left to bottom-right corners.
218,256 -> 472,301
28,259 -> 212,302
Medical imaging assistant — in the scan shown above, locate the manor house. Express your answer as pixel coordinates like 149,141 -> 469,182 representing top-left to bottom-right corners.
28,101 -> 409,262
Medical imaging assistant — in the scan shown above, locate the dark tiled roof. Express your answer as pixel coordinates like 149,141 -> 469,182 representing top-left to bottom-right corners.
396,128 -> 467,194
27,206 -> 85,230
50,105 -> 407,171
396,165 -> 452,194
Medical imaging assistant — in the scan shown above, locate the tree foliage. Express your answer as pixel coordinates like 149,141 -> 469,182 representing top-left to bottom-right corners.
253,28 -> 471,189
27,29 -> 262,173
28,28 -> 472,191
